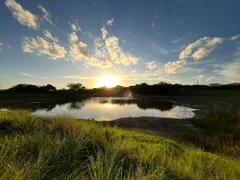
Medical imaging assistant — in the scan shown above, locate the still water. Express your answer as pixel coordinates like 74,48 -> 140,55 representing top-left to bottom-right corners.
30,97 -> 195,121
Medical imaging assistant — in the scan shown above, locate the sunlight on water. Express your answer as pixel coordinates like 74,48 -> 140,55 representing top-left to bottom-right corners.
31,97 -> 196,121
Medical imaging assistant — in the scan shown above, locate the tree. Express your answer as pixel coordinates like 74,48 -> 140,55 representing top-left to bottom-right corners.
41,84 -> 56,92
67,83 -> 84,91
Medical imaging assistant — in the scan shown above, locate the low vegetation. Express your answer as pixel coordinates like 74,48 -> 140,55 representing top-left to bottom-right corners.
0,110 -> 239,179
187,106 -> 240,157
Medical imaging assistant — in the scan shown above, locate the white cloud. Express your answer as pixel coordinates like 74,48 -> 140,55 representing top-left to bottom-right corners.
8,45 -> 12,48
179,37 -> 223,60
94,37 -> 103,47
107,18 -> 114,26
195,74 -> 204,81
62,76 -> 96,80
206,76 -> 216,82
44,30 -> 58,42
0,42 -> 3,52
105,36 -> 120,60
71,23 -> 82,32
5,0 -> 38,29
68,34 -> 112,68
151,22 -> 155,28
19,72 -> 49,79
152,43 -> 169,54
146,61 -> 157,70
192,37 -> 223,60
101,26 -> 108,40
119,53 -> 138,66
218,61 -> 240,82
164,59 -> 186,74
69,41 -> 89,60
38,5 -> 53,25
22,36 -> 66,59
179,38 -> 208,60
68,23 -> 138,67
230,34 -> 240,41
20,72 -> 31,77
105,36 -> 138,66
172,37 -> 183,43
68,32 -> 79,42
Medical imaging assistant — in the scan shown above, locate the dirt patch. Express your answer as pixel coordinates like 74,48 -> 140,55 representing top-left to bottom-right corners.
101,117 -> 200,138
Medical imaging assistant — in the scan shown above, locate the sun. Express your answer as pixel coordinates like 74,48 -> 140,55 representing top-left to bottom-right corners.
98,76 -> 118,88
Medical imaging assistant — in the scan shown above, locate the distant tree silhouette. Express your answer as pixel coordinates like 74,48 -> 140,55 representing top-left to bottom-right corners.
41,84 -> 56,92
7,84 -> 57,93
67,83 -> 84,91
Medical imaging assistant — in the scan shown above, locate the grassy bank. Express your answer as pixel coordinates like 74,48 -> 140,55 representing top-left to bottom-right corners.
0,111 -> 240,179
186,108 -> 240,157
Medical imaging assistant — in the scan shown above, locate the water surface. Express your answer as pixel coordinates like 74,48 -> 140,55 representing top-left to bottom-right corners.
30,97 -> 196,121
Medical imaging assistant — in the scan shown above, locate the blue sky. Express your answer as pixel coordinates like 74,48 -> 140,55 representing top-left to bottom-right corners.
0,0 -> 239,89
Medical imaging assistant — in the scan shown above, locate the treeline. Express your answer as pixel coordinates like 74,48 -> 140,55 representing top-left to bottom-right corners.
2,83 -> 85,93
0,82 -> 239,97
130,82 -> 240,96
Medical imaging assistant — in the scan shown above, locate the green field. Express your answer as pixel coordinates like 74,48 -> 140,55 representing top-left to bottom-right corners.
0,110 -> 239,179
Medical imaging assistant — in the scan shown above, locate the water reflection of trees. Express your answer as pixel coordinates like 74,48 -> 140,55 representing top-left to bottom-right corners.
110,99 -> 174,111
0,99 -> 86,112
68,101 -> 86,110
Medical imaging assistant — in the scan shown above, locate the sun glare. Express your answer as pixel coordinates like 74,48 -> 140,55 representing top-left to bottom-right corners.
98,76 -> 118,88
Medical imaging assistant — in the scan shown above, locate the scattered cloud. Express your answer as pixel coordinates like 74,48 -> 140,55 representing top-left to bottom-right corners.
94,37 -> 103,47
0,42 -> 3,52
179,37 -> 223,60
44,30 -> 58,42
164,59 -> 186,74
206,76 -> 216,82
152,43 -> 169,54
71,23 -> 82,32
20,72 -> 49,79
68,24 -> 138,68
68,32 -> 112,68
38,5 -> 53,25
151,22 -> 155,28
69,41 -> 89,60
68,32 -> 79,42
230,34 -> 240,41
20,72 -> 31,77
105,36 -> 138,66
8,45 -> 12,48
218,61 -> 240,82
62,76 -> 97,80
195,74 -> 204,81
101,26 -> 108,40
192,38 -> 223,60
146,61 -> 157,70
22,36 -> 67,59
234,46 -> 240,58
172,36 -> 184,43
5,0 -> 39,29
107,18 -> 114,26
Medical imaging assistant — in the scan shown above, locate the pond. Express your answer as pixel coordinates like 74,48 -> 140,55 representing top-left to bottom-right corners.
1,97 -> 196,121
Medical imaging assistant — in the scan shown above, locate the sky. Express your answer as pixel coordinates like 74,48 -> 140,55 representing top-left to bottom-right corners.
0,0 -> 240,89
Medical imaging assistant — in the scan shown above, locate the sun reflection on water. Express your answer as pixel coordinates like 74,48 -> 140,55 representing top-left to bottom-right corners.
103,103 -> 112,109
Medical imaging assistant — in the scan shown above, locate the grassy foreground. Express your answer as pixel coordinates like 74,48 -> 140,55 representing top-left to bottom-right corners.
0,111 -> 239,179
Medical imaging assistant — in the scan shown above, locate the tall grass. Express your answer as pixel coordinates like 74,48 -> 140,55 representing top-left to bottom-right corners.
188,104 -> 240,157
0,110 -> 239,179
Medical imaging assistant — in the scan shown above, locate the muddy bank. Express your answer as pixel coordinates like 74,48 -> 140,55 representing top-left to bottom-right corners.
100,116 -> 200,138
